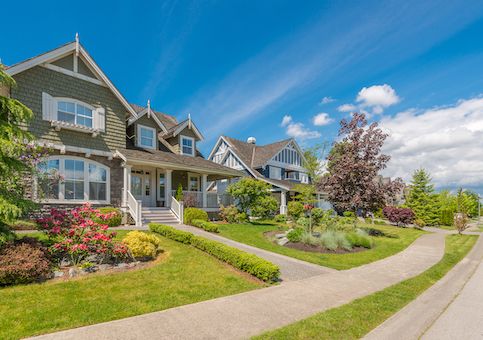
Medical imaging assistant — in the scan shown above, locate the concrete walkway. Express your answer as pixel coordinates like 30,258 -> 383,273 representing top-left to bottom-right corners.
117,223 -> 336,281
364,234 -> 483,340
30,233 -> 445,340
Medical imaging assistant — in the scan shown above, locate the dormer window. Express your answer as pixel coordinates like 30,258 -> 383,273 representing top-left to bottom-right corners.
57,101 -> 93,128
137,125 -> 156,149
181,135 -> 195,156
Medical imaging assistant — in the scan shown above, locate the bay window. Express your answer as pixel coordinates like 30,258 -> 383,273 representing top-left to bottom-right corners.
38,156 -> 110,203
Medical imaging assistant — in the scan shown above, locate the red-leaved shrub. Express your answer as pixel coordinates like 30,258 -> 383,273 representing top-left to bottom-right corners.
0,238 -> 52,286
383,206 -> 415,226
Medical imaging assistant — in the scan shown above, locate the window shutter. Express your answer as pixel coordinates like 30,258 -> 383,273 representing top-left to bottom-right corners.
95,107 -> 106,132
41,92 -> 55,121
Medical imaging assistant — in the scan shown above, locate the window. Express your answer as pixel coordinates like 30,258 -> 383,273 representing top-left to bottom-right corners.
181,136 -> 195,156
188,174 -> 200,191
138,125 -> 156,149
37,157 -> 109,203
269,166 -> 282,180
89,164 -> 107,201
57,101 -> 93,128
300,173 -> 309,184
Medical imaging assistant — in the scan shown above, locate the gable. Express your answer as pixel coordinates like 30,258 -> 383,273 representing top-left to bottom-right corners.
210,139 -> 229,163
223,151 -> 244,170
271,141 -> 304,167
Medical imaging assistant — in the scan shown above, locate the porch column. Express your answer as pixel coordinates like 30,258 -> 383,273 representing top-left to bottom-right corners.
165,169 -> 172,208
122,163 -> 128,208
280,190 -> 287,215
202,174 -> 208,208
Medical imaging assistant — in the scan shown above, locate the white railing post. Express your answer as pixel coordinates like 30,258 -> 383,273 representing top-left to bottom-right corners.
202,174 -> 208,208
179,201 -> 184,224
280,190 -> 287,215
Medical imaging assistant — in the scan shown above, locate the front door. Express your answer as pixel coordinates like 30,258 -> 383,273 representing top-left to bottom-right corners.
131,170 -> 153,206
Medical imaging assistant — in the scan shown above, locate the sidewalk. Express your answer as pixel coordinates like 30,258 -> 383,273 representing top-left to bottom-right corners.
363,235 -> 483,340
29,233 -> 445,340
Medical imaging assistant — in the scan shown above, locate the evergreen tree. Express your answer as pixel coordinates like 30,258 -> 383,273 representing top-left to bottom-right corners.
406,169 -> 440,225
0,64 -> 40,230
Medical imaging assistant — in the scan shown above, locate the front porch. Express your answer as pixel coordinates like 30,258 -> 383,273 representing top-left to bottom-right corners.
116,148 -> 243,226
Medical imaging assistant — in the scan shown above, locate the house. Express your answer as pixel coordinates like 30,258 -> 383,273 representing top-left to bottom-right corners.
4,36 -> 243,225
208,136 -> 330,214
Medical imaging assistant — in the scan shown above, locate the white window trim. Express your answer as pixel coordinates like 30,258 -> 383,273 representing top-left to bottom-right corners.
180,135 -> 195,156
269,166 -> 282,180
188,172 -> 201,191
37,155 -> 110,204
137,124 -> 157,150
42,93 -> 105,136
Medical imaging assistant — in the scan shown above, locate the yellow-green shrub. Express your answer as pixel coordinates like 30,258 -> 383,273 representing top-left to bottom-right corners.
123,231 -> 162,259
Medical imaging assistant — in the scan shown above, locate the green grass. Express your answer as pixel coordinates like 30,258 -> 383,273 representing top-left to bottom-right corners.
254,234 -> 477,340
0,231 -> 262,340
217,222 -> 425,270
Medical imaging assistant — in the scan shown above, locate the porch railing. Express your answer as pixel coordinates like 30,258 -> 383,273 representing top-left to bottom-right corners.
170,195 -> 184,224
171,190 -> 233,209
127,191 -> 142,226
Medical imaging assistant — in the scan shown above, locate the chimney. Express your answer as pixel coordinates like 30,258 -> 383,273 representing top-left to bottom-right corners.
247,137 -> 256,144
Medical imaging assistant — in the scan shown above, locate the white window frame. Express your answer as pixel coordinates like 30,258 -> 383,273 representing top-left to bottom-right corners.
137,124 -> 156,150
37,156 -> 110,204
180,135 -> 195,156
57,99 -> 94,128
188,172 -> 201,191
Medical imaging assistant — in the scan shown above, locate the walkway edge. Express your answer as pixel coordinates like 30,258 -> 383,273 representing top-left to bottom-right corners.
363,234 -> 483,340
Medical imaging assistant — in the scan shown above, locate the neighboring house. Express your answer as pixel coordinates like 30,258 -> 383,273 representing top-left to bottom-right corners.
4,37 -> 242,225
208,136 -> 330,214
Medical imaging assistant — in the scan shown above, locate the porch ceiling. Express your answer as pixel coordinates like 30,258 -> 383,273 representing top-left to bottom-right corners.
116,147 -> 245,178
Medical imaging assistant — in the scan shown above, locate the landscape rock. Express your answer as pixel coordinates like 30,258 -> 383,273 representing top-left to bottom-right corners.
68,268 -> 79,278
275,233 -> 287,239
98,264 -> 111,271
117,262 -> 129,269
277,237 -> 289,246
53,271 -> 64,278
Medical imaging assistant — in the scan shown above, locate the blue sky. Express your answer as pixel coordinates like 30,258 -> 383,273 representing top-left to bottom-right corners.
2,0 -> 483,193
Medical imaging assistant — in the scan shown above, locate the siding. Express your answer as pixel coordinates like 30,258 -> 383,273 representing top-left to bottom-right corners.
11,66 -> 128,151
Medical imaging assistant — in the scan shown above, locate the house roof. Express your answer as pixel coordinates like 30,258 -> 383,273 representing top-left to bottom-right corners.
222,136 -> 293,169
161,118 -> 204,141
129,103 -> 178,130
117,147 -> 244,178
5,39 -> 139,119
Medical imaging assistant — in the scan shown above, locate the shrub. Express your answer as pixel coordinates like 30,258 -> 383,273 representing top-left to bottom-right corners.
0,238 -> 52,286
37,204 -> 129,266
7,220 -> 37,231
287,228 -> 304,242
274,214 -> 287,223
175,183 -> 184,201
288,201 -> 304,220
123,231 -> 162,259
414,218 -> 426,228
301,231 -> 319,246
440,208 -> 454,226
219,205 -> 239,223
297,216 -> 310,229
383,206 -> 415,226
184,207 -> 208,225
235,212 -> 248,223
191,219 -> 219,233
0,224 -> 16,249
347,229 -> 374,249
226,177 -> 272,214
320,231 -> 352,251
149,223 -> 280,282
343,211 -> 356,218
311,208 -> 324,225
251,196 -> 279,219
94,207 -> 122,227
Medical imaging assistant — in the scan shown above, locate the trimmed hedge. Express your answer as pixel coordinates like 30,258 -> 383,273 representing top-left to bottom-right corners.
191,219 -> 219,233
149,223 -> 280,282
184,207 -> 209,225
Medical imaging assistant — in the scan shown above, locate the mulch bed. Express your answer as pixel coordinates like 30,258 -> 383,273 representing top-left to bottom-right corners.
264,230 -> 367,254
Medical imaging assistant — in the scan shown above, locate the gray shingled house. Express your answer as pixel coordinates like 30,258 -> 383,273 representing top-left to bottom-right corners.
4,37 -> 243,225
208,136 -> 330,214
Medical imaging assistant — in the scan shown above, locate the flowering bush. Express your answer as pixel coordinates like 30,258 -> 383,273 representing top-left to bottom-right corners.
383,206 -> 415,226
37,204 -> 129,266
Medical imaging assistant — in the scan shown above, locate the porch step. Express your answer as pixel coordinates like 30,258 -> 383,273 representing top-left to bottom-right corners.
142,207 -> 179,225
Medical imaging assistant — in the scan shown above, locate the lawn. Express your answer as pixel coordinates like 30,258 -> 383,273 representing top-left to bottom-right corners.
217,222 -> 425,270
0,231 -> 263,340
254,234 -> 477,340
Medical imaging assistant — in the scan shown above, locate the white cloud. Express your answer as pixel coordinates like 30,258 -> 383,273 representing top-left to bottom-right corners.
338,103 -> 357,112
356,84 -> 400,114
312,112 -> 334,126
380,96 -> 483,191
281,115 -> 293,127
282,115 -> 321,139
320,96 -> 335,104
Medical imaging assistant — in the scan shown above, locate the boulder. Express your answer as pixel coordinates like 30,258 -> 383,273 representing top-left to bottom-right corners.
53,271 -> 64,278
277,237 -> 289,246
